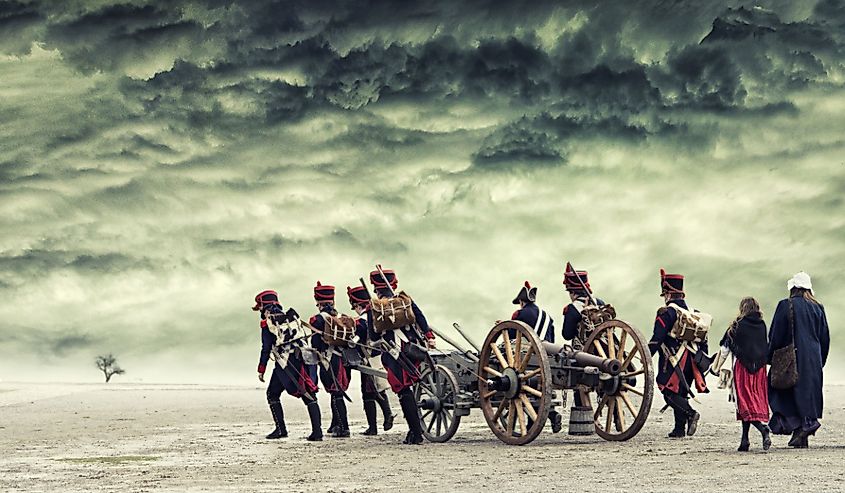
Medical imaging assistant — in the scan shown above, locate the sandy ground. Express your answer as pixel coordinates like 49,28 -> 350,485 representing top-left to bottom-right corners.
1,381 -> 844,493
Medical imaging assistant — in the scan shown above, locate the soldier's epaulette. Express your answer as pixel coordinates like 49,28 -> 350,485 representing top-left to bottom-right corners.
657,306 -> 669,316
563,305 -> 570,315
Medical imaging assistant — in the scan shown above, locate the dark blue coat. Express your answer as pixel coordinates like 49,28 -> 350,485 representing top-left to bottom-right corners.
562,297 -> 606,341
649,299 -> 709,393
511,302 -> 554,342
768,296 -> 830,420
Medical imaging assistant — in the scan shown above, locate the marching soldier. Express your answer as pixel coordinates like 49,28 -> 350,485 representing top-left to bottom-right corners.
367,267 -> 436,445
509,281 -> 562,433
648,269 -> 709,438
253,290 -> 323,441
309,282 -> 353,438
348,285 -> 396,435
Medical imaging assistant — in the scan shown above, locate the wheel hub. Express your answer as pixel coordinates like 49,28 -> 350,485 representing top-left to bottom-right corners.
502,367 -> 520,399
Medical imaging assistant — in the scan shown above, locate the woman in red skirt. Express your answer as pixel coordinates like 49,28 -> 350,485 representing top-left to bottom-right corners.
717,297 -> 772,451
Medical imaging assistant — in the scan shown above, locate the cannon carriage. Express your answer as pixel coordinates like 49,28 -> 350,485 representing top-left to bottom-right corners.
414,318 -> 654,445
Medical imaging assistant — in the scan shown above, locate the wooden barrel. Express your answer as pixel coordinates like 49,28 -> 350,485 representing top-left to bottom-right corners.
568,406 -> 595,436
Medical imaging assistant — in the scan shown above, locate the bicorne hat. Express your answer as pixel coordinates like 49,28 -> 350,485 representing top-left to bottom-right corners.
253,290 -> 280,311
314,281 -> 335,303
512,281 -> 538,305
660,269 -> 684,295
563,262 -> 591,294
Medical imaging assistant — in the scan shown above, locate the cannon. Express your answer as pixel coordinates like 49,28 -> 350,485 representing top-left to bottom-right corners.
413,318 -> 654,445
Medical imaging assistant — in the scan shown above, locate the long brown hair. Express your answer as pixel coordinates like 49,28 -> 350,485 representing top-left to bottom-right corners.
790,287 -> 820,305
728,296 -> 762,338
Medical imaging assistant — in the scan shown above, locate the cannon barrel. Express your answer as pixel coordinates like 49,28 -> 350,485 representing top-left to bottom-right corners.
541,341 -> 622,376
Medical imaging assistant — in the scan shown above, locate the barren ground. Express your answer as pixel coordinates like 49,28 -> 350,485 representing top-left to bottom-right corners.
1,381 -> 844,492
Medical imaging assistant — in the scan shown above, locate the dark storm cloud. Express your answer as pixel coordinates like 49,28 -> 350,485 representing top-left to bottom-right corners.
0,249 -> 153,284
2,0 -> 845,382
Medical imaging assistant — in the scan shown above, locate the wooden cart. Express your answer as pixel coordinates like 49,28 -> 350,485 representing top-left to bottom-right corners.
413,319 -> 654,445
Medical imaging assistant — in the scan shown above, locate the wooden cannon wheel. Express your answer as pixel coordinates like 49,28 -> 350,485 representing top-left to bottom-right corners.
582,319 -> 654,441
414,363 -> 461,443
477,320 -> 552,446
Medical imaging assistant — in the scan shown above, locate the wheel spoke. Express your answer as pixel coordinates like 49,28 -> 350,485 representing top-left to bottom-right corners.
605,396 -> 616,432
493,399 -> 508,421
420,409 -> 433,421
483,366 -> 503,378
482,389 -> 497,399
506,400 -> 516,435
618,329 -> 628,357
594,394 -> 609,421
427,413 -> 437,433
519,394 -> 538,421
620,348 -> 638,372
620,392 -> 638,417
491,343 -> 509,369
621,368 -> 645,378
501,331 -> 514,367
521,368 -> 542,379
436,413 -> 442,436
514,334 -> 522,366
517,345 -> 535,372
607,327 -> 616,360
593,339 -> 608,359
521,385 -> 542,398
516,398 -> 527,436
615,397 -> 626,431
622,383 -> 644,397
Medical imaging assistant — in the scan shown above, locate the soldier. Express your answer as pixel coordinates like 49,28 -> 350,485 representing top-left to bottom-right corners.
648,269 -> 709,438
561,263 -> 606,348
509,281 -> 562,433
347,285 -> 396,435
561,263 -> 608,408
367,268 -> 436,445
309,282 -> 352,438
253,290 -> 323,441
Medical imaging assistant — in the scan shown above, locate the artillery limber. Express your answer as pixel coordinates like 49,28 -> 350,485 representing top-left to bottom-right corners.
413,318 -> 654,445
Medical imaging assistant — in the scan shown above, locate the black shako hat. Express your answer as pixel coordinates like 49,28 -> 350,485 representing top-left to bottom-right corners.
253,290 -> 280,311
512,281 -> 537,305
660,268 -> 684,295
313,281 -> 335,303
347,285 -> 369,306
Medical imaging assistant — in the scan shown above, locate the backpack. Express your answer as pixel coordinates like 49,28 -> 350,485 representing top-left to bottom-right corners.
668,305 -> 711,343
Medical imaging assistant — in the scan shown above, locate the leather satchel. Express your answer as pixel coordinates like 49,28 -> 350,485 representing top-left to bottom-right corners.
770,299 -> 799,390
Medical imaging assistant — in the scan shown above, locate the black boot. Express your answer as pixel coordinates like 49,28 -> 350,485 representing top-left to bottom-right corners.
326,401 -> 338,435
266,400 -> 288,439
789,429 -> 810,448
738,422 -> 750,452
668,408 -> 686,438
305,400 -> 323,442
686,411 -> 700,436
398,389 -> 424,445
327,394 -> 339,435
759,423 -> 772,451
549,409 -> 563,433
377,391 -> 395,431
362,397 -> 378,436
333,395 -> 350,438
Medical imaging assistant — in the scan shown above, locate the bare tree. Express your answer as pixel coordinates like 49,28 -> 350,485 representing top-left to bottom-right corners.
95,354 -> 125,383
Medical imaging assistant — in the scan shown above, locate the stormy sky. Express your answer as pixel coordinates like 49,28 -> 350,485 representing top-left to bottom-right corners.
1,0 -> 842,383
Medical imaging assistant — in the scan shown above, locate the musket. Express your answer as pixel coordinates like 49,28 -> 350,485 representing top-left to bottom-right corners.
660,343 -> 699,403
567,261 -> 598,307
375,264 -> 440,380
271,346 -> 316,401
307,314 -> 353,402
